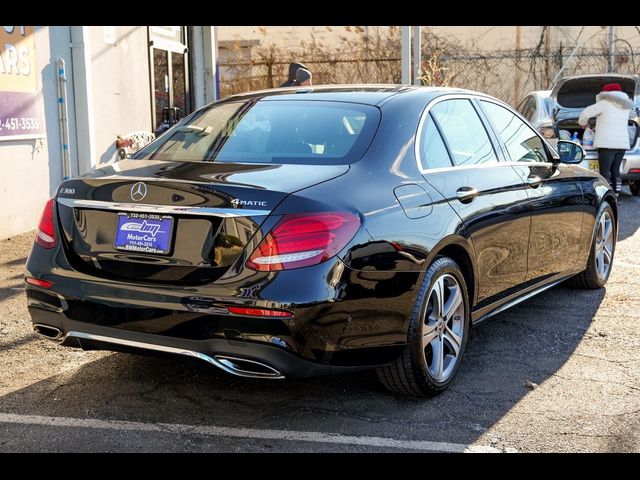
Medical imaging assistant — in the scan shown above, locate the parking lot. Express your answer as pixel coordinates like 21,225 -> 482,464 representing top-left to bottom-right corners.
1,193 -> 639,453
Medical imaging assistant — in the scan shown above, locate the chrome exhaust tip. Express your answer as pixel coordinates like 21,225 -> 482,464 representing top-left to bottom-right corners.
214,355 -> 284,379
33,324 -> 64,341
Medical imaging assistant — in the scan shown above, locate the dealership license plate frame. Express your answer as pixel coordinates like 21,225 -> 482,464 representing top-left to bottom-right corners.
114,212 -> 175,255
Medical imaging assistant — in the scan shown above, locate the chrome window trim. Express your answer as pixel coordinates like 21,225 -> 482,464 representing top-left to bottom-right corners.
477,96 -> 558,162
56,197 -> 270,218
415,93 -> 555,174
415,93 -> 501,174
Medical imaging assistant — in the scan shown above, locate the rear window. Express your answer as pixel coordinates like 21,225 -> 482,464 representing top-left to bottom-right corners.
135,99 -> 380,165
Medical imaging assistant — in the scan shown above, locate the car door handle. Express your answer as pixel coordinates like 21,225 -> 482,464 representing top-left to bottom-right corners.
456,187 -> 478,203
527,175 -> 543,188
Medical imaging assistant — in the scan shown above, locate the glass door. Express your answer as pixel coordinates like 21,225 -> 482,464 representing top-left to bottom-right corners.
149,27 -> 190,134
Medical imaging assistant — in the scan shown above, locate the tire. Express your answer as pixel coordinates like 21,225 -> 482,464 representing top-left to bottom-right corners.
569,201 -> 616,289
377,256 -> 470,397
630,181 -> 640,196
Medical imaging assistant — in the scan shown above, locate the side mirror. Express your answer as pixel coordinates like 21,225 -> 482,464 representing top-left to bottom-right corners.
556,140 -> 585,164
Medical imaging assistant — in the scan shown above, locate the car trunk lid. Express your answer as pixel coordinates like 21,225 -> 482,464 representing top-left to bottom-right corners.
55,159 -> 349,284
552,75 -> 637,109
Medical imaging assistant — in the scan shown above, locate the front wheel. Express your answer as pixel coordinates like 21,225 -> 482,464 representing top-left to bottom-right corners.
569,201 -> 616,289
377,256 -> 470,397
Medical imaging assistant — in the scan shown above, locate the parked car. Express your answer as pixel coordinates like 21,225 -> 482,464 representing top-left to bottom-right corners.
26,85 -> 617,397
516,89 -> 555,145
518,74 -> 640,195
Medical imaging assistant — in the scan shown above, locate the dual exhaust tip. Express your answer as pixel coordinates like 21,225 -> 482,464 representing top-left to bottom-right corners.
33,324 -> 64,341
32,324 -> 284,379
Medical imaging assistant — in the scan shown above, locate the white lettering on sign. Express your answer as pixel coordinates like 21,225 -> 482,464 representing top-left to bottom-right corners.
1,27 -> 31,77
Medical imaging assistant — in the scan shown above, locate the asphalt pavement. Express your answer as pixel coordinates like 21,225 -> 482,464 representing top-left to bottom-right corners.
1,192 -> 639,452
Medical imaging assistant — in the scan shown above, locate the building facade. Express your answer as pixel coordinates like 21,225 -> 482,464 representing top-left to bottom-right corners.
0,26 -> 219,239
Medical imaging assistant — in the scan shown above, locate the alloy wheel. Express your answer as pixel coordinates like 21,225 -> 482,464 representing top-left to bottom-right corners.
422,273 -> 465,382
595,211 -> 614,281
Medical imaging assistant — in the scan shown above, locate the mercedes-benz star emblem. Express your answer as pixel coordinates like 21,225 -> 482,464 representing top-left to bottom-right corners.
130,182 -> 147,202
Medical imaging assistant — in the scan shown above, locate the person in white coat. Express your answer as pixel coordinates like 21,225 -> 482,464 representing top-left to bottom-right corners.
579,83 -> 634,193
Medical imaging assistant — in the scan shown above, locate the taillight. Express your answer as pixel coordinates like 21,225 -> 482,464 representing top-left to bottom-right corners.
246,212 -> 360,271
35,198 -> 56,249
25,277 -> 53,289
227,306 -> 292,317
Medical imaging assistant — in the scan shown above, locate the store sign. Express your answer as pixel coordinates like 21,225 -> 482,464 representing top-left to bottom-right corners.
150,26 -> 182,43
149,26 -> 185,53
0,26 -> 44,141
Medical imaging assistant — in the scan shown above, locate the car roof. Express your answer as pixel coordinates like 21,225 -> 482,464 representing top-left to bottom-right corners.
221,84 -> 482,107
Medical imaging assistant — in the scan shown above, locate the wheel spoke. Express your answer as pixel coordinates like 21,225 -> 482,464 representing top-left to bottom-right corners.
444,326 -> 461,357
422,325 -> 439,350
603,246 -> 612,266
598,216 -> 606,242
596,253 -> 604,277
603,218 -> 613,244
429,336 -> 444,379
442,285 -> 463,322
432,277 -> 445,319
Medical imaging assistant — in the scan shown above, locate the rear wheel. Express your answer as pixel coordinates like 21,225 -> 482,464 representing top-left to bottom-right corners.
377,256 -> 470,397
630,181 -> 640,196
569,201 -> 616,289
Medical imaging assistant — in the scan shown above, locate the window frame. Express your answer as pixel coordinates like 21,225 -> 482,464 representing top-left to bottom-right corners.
414,94 -> 504,173
415,93 -> 558,174
476,97 -> 553,165
416,112 -> 454,171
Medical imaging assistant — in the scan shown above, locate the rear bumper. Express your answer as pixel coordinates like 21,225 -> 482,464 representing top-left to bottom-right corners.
583,150 -> 640,180
25,241 -> 415,376
28,306 -> 378,379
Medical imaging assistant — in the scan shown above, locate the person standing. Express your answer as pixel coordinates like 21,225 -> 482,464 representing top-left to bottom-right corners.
578,83 -> 634,193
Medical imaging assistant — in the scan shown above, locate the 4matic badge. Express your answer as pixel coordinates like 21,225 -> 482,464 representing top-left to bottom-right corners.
231,198 -> 267,207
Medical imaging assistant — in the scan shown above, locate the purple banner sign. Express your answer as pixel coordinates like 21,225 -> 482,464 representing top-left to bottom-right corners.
0,91 -> 44,140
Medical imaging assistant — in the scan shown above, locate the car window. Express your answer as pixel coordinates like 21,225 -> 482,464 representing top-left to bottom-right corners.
134,100 -> 380,165
430,99 -> 498,166
480,100 -> 549,163
418,114 -> 453,170
518,97 -> 535,121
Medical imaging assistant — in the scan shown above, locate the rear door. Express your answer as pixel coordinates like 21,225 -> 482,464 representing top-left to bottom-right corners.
477,99 -> 587,281
417,96 -> 531,306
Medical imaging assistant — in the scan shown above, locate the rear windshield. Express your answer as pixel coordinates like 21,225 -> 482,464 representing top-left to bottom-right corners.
134,99 -> 380,165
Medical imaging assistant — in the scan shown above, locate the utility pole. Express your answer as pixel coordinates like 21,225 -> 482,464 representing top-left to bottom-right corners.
544,26 -> 550,87
608,26 -> 616,73
401,26 -> 411,84
412,26 -> 421,85
515,26 -> 521,103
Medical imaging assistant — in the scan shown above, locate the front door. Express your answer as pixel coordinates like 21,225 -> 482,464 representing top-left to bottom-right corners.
418,98 -> 531,306
477,99 -> 586,282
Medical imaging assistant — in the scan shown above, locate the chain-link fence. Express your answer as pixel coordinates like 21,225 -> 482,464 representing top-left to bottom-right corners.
219,58 -> 401,97
219,48 -> 639,107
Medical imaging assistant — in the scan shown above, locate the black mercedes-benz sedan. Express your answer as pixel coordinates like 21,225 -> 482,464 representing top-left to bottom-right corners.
25,85 -> 617,396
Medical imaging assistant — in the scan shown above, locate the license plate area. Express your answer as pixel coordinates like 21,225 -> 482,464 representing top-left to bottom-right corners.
114,212 -> 174,255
